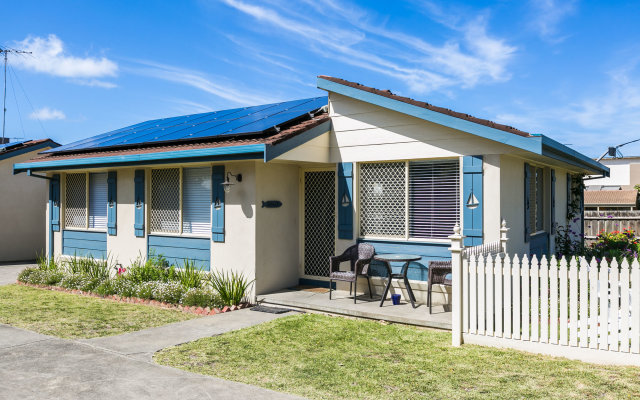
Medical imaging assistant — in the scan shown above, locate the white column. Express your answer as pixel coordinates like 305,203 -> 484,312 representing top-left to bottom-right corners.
450,223 -> 465,347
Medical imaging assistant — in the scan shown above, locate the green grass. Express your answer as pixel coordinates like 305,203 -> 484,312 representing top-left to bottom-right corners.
155,314 -> 640,400
0,284 -> 197,339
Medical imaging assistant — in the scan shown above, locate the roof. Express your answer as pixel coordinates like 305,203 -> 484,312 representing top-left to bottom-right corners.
0,139 -> 59,162
45,97 -> 327,154
584,189 -> 638,206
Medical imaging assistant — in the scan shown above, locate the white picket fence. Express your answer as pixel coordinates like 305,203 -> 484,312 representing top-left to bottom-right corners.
450,223 -> 640,366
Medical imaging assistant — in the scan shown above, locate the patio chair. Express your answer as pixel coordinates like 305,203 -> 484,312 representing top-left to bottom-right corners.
329,243 -> 375,303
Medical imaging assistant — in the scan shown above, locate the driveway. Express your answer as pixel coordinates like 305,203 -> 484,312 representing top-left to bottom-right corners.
0,262 -> 34,285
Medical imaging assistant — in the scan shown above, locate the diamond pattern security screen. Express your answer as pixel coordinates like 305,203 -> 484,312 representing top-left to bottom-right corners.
304,170 -> 335,277
150,168 -> 180,233
409,160 -> 460,239
359,162 -> 406,238
65,173 -> 86,228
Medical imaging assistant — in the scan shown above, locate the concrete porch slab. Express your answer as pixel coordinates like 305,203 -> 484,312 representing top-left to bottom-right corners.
258,288 -> 451,330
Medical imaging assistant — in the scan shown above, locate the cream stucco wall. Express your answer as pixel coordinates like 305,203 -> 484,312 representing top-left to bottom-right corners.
0,149 -> 51,262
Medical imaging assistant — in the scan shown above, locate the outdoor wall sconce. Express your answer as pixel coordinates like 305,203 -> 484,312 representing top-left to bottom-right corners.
221,171 -> 242,193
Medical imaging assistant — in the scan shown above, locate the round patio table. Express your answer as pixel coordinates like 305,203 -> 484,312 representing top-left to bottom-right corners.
373,254 -> 422,308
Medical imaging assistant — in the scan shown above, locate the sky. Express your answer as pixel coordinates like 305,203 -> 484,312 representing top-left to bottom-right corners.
2,0 -> 640,157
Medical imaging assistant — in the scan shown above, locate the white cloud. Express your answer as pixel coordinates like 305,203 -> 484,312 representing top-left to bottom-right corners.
529,0 -> 577,41
72,79 -> 117,89
221,0 -> 516,93
12,34 -> 118,81
130,60 -> 278,105
29,107 -> 66,121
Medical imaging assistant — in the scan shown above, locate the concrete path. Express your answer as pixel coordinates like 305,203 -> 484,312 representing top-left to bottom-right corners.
0,308 -> 304,399
82,308 -> 298,361
0,261 -> 34,285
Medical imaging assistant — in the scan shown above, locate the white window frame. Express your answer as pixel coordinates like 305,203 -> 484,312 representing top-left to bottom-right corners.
148,166 -> 212,238
357,159 -> 461,243
63,171 -> 108,232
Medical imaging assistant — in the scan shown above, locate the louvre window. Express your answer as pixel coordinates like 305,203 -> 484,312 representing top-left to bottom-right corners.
150,167 -> 212,235
64,172 -> 108,230
359,160 -> 460,240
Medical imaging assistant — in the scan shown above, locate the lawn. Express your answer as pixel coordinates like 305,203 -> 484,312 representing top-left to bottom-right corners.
155,313 -> 640,400
0,284 -> 197,338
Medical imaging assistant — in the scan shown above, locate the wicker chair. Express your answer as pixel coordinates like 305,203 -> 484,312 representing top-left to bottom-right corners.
427,261 -> 453,314
329,243 -> 375,303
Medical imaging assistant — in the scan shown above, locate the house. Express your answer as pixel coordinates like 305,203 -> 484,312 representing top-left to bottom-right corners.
584,190 -> 638,211
12,76 -> 607,302
586,156 -> 640,191
1,139 -> 60,262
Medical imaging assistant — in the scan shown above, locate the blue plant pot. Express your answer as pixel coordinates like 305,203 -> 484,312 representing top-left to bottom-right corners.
391,294 -> 401,305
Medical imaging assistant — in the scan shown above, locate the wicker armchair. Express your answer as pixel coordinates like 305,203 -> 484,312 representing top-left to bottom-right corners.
427,261 -> 453,314
329,243 -> 375,303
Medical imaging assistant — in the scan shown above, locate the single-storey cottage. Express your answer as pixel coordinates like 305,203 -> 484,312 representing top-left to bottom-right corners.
13,76 -> 608,301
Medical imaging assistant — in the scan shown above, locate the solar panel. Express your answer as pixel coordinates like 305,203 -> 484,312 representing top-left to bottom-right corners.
0,139 -> 30,151
45,97 -> 327,153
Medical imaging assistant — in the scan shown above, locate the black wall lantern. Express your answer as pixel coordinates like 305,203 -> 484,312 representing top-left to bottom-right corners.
221,171 -> 242,193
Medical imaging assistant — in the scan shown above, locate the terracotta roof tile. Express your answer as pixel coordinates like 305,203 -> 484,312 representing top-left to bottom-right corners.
318,75 -> 532,138
584,190 -> 638,206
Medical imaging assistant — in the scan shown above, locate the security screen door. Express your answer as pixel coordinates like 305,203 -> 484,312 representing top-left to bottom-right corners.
303,170 -> 336,278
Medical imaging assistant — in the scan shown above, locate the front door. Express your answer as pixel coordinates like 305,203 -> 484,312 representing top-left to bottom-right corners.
302,170 -> 336,279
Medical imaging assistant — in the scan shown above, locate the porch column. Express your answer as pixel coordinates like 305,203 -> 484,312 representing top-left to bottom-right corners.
449,224 -> 465,346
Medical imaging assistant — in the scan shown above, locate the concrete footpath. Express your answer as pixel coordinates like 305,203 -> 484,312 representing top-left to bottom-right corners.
0,262 -> 34,285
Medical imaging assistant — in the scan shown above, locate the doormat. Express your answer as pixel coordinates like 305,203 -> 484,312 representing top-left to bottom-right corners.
250,305 -> 294,314
292,285 -> 330,293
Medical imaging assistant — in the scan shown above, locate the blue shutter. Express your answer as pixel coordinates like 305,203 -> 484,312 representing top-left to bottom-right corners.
337,162 -> 353,240
524,163 -> 531,242
579,177 -> 584,239
211,165 -> 225,242
134,170 -> 145,237
551,169 -> 556,228
566,173 -> 571,217
107,171 -> 117,235
50,174 -> 60,232
463,156 -> 483,246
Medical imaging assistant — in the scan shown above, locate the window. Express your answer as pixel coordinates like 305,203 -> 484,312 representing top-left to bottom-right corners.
528,165 -> 545,233
150,167 -> 212,235
64,172 -> 108,230
359,160 -> 460,240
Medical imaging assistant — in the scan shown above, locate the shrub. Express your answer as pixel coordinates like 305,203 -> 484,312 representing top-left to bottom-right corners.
207,269 -> 254,306
17,267 -> 38,283
181,288 -> 222,308
95,279 -> 117,296
65,255 -> 111,281
135,281 -> 157,299
126,257 -> 174,284
174,260 -> 204,289
112,277 -> 137,298
589,228 -> 640,262
60,273 -> 94,290
152,281 -> 185,304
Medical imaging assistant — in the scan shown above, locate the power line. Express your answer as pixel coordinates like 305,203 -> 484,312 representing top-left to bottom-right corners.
0,47 -> 31,143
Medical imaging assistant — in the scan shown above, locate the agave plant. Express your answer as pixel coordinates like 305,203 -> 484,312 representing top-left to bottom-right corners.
207,269 -> 254,306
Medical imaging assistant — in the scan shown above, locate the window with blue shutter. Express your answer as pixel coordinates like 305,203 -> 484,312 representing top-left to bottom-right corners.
211,166 -> 225,242
89,173 -> 108,230
107,171 -> 117,235
183,167 -> 212,235
134,170 -> 145,237
551,169 -> 556,228
463,156 -> 483,246
50,174 -> 60,232
338,163 -> 353,240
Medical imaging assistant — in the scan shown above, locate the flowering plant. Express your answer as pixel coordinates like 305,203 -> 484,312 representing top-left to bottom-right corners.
589,228 -> 640,262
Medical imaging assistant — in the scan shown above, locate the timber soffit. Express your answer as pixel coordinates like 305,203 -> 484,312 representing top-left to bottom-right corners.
317,75 -> 608,176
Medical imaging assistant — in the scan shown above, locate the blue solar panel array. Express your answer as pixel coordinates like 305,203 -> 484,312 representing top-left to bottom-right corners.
45,97 -> 328,153
0,139 -> 30,151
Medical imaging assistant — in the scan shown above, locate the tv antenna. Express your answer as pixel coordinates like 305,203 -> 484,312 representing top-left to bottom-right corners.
596,138 -> 640,162
0,47 -> 32,144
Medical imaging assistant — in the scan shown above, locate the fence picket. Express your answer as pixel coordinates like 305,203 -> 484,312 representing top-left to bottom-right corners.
620,259 -> 630,353
610,259 -> 620,352
632,259 -> 640,353
504,254 -> 512,339
463,258 -> 469,333
559,257 -> 569,346
550,257 -> 559,344
522,255 -> 531,341
589,258 -> 599,349
599,259 -> 610,351
531,255 -> 540,342
487,255 -> 495,336
579,258 -> 589,348
569,257 -> 578,347
540,257 -> 550,344
495,254 -> 503,337
470,255 -> 477,335
513,254 -> 521,340
478,255 -> 486,335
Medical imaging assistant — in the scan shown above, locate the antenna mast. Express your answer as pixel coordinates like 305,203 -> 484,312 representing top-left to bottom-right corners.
0,47 -> 31,144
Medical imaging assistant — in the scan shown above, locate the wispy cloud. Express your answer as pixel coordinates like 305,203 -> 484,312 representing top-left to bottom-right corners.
528,0 -> 577,42
130,60 -> 278,105
11,34 -> 118,87
29,107 -> 66,121
221,0 -> 516,94
166,98 -> 214,114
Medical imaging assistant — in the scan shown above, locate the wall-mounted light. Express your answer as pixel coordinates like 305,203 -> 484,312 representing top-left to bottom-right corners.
221,171 -> 242,193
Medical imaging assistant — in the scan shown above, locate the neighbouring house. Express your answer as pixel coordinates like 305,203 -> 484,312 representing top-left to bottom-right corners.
12,76 -> 607,302
586,156 -> 640,191
0,139 -> 60,262
584,189 -> 638,211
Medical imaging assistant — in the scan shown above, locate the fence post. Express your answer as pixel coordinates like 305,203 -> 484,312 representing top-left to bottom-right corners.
500,219 -> 509,254
450,223 -> 465,347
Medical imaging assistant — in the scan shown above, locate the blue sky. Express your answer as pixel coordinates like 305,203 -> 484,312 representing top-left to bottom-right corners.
2,0 -> 640,157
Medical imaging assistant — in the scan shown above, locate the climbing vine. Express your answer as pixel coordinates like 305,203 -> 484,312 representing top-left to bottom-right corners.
555,174 -> 586,257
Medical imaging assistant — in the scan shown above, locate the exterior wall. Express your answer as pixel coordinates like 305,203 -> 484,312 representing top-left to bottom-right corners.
587,158 -> 638,189
499,155 -> 527,256
0,149 -> 51,262
254,161 -> 300,294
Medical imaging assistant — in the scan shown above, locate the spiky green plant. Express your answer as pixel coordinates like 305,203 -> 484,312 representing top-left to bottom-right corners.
206,269 -> 254,306
174,260 -> 204,289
